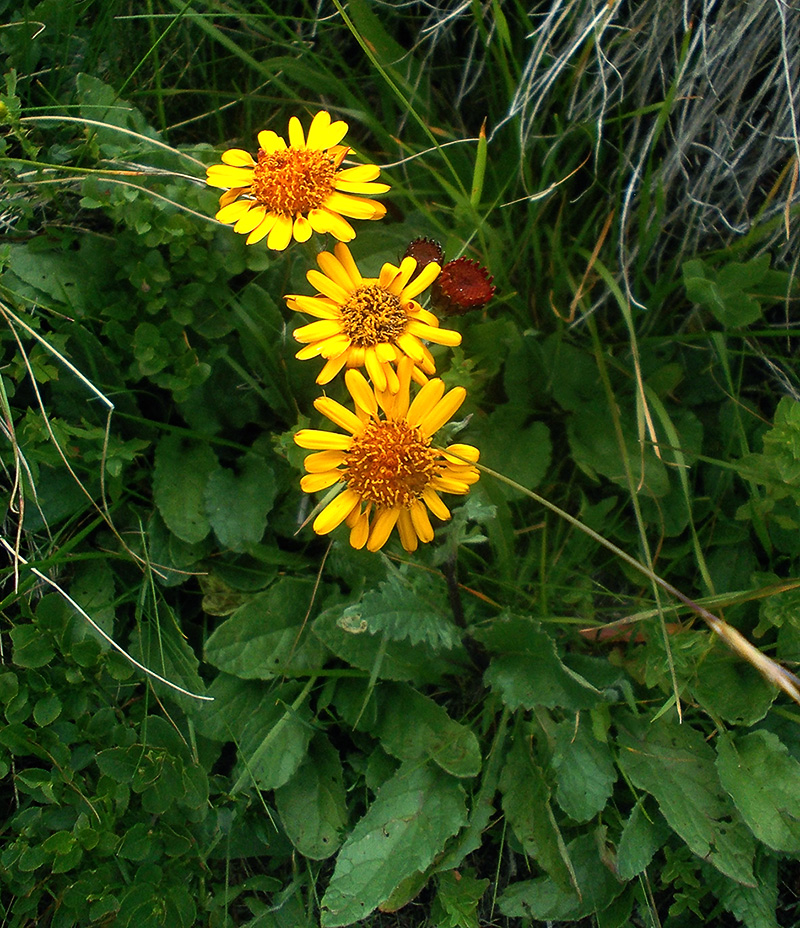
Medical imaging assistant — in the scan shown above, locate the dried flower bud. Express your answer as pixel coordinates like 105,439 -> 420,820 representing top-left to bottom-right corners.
403,238 -> 444,281
431,257 -> 496,316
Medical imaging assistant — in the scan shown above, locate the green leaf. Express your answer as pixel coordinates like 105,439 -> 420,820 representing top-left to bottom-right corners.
204,578 -> 325,678
153,434 -> 219,543
374,683 -> 481,778
204,451 -> 276,551
11,625 -> 55,669
617,713 -> 755,885
499,831 -> 625,920
33,693 -> 62,727
499,729 -> 577,893
683,255 -> 773,328
431,869 -> 489,928
320,762 -> 467,926
313,605 -> 463,684
702,853 -> 779,928
475,615 -> 599,710
340,576 -> 461,649
716,730 -> 800,854
474,405 -> 551,499
617,801 -> 670,880
690,644 -> 776,725
274,735 -> 347,859
552,716 -> 616,822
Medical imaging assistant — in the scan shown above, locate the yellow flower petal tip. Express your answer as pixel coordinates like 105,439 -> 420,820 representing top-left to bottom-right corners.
205,111 -> 389,249
287,245 -> 460,388
296,374 -> 479,553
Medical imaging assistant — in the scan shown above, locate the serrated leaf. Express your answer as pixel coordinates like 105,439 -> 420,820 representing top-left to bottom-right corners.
153,434 -> 219,543
204,578 -> 325,678
274,735 -> 347,860
552,716 -> 616,822
320,762 -> 467,927
475,615 -> 599,710
499,730 -> 577,893
431,870 -> 489,928
374,683 -> 481,778
716,730 -> 800,854
204,451 -> 276,551
341,576 -> 460,649
313,606 -> 464,684
702,854 -> 779,928
617,714 -> 755,885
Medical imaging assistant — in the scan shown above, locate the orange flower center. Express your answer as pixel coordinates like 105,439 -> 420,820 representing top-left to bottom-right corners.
251,148 -> 336,214
344,420 -> 440,508
340,285 -> 408,347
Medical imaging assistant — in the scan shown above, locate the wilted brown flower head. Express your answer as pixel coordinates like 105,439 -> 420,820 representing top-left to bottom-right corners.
402,238 -> 444,281
431,257 -> 496,316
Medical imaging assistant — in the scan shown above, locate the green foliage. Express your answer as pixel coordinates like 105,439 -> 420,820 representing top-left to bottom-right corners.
3,2 -> 800,927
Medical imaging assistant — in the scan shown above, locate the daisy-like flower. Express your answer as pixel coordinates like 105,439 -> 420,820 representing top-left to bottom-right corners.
294,359 -> 480,553
206,111 -> 389,251
288,242 -> 462,392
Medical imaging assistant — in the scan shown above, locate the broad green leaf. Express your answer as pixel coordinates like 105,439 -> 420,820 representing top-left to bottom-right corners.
374,683 -> 481,778
474,404 -> 551,499
313,606 -> 464,684
568,399 -> 670,497
617,714 -> 755,885
234,697 -> 313,793
499,831 -> 625,920
153,434 -> 219,543
499,730 -> 577,893
204,451 -> 276,551
340,576 -> 460,649
616,800 -> 670,880
475,615 -> 599,710
690,644 -> 776,725
10,625 -> 55,669
67,558 -> 116,644
702,854 -> 779,928
7,243 -> 93,315
552,716 -> 616,822
204,578 -> 325,678
274,735 -> 347,860
320,762 -> 467,926
683,254 -> 774,328
716,730 -> 800,854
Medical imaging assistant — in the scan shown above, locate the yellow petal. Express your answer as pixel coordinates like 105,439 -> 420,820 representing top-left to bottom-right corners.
408,379 -> 446,428
308,111 -> 349,150
314,396 -> 364,434
402,261 -> 441,300
430,475 -> 470,494
313,488 -> 361,534
303,450 -> 347,473
325,190 -> 383,219
307,268 -> 351,303
423,487 -> 450,521
233,206 -> 268,234
336,164 -> 381,183
293,215 -> 313,242
300,471 -> 341,493
216,200 -> 253,223
287,295 -> 339,319
295,342 -> 327,360
409,500 -> 434,543
245,213 -> 279,244
395,332 -> 425,362
288,115 -> 305,149
419,387 -> 467,437
267,214 -> 294,250
206,165 -> 255,187
442,444 -> 480,464
258,129 -> 286,153
333,180 -> 391,195
349,510 -> 370,549
318,333 -> 352,358
221,148 -> 255,166
367,508 -> 400,552
317,250 -> 355,292
364,348 -> 388,392
317,352 -> 350,384
397,509 -> 419,552
345,369 -> 378,417
293,319 -> 343,343
316,210 -> 356,242
334,243 -> 363,286
406,319 -> 462,347
294,429 -> 352,450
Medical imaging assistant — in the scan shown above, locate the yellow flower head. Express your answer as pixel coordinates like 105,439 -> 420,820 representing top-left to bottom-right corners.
288,242 -> 462,393
206,111 -> 389,251
294,359 -> 480,553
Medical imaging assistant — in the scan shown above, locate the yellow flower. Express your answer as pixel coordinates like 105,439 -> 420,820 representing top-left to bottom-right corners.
294,360 -> 480,553
205,111 -> 389,250
288,242 -> 462,392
